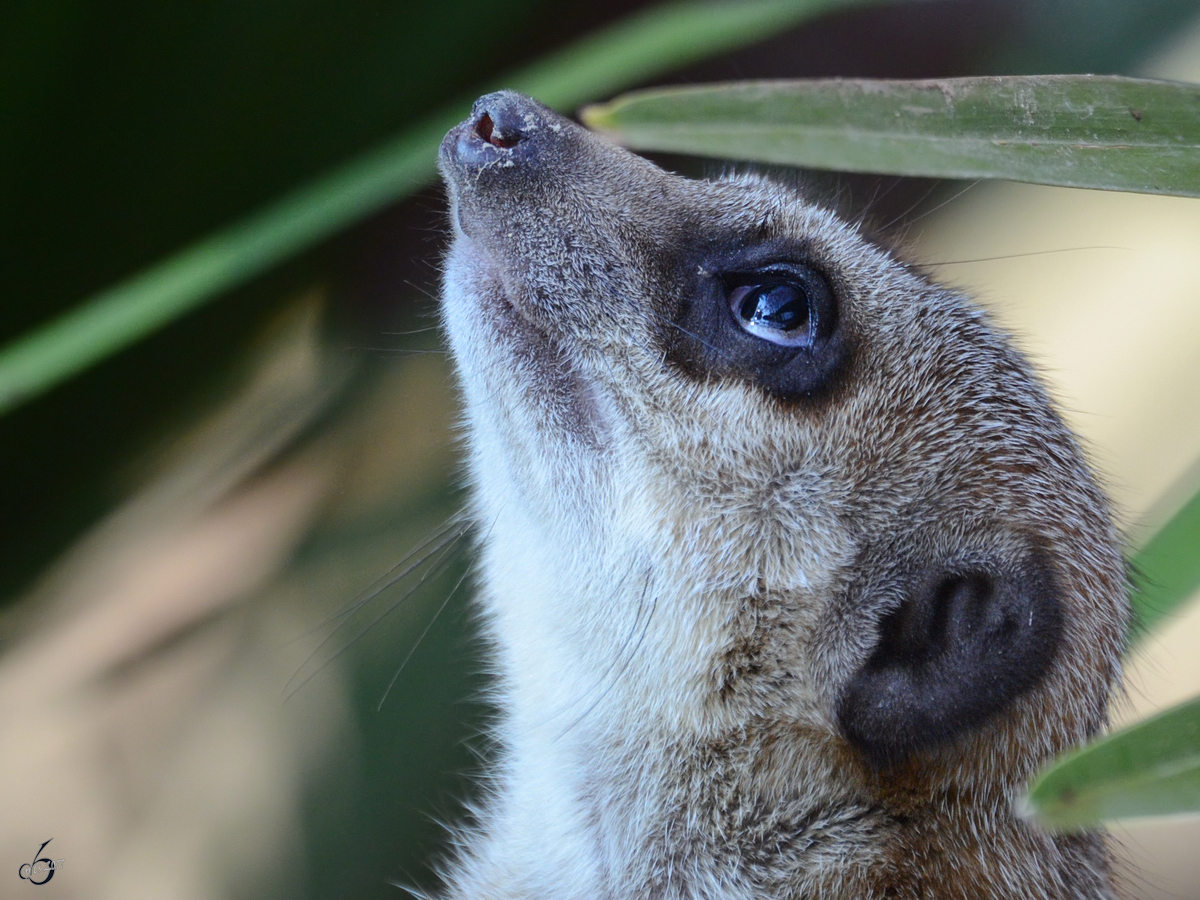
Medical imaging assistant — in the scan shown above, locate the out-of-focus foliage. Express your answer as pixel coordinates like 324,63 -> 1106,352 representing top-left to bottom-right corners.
0,0 -> 884,417
1132,482 -> 1200,636
1025,477 -> 1200,827
1027,695 -> 1200,829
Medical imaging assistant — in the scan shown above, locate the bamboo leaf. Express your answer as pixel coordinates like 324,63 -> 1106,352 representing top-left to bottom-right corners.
583,75 -> 1200,196
1025,694 -> 1200,829
0,0 -> 891,415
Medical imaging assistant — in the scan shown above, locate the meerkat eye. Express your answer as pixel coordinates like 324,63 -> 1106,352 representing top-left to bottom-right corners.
726,267 -> 835,350
731,282 -> 812,345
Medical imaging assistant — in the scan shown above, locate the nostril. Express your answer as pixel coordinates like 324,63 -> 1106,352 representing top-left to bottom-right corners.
475,111 -> 521,149
475,112 -> 494,143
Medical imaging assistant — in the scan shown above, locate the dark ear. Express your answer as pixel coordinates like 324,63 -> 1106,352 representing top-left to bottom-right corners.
838,552 -> 1062,766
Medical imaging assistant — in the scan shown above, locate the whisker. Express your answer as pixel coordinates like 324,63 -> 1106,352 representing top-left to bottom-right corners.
377,559 -> 474,711
641,301 -> 726,358
535,567 -> 643,725
852,176 -> 904,231
284,534 -> 465,702
342,346 -> 448,356
401,278 -> 444,304
555,578 -> 658,741
629,309 -> 676,364
283,523 -> 470,700
873,179 -> 946,235
285,513 -> 467,648
900,180 -> 981,230
379,325 -> 442,336
375,514 -> 499,710
926,246 -> 1130,265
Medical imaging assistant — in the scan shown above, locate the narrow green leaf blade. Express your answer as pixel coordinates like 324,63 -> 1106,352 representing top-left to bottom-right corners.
1026,695 -> 1200,829
1131,484 -> 1200,638
583,75 -> 1200,196
0,0 -> 891,415
0,120 -> 449,415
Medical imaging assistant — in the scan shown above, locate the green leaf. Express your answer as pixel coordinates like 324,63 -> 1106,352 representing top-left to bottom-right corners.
1025,694 -> 1200,829
1131,484 -> 1200,638
582,75 -> 1200,196
0,0 -> 890,416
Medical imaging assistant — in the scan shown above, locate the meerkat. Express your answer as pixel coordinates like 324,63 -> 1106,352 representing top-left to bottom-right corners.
434,90 -> 1129,899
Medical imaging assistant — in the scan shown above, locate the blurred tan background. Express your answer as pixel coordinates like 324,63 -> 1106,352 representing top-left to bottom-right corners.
1,2 -> 1199,899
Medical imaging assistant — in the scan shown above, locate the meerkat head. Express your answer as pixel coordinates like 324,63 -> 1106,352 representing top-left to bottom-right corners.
438,91 -> 1128,896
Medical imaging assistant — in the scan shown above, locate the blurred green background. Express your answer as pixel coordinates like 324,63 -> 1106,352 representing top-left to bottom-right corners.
2,1 -> 1200,898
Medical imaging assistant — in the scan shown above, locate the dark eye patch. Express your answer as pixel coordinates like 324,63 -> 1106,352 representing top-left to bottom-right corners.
665,245 -> 850,403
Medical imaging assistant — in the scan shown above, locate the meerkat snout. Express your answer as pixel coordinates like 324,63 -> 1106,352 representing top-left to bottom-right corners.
448,92 -> 532,165
436,90 -> 1128,899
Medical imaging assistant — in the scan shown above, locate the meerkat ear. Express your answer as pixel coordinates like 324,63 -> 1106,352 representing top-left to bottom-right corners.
838,553 -> 1062,766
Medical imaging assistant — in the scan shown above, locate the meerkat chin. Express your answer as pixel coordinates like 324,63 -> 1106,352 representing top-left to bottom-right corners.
435,90 -> 1128,899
